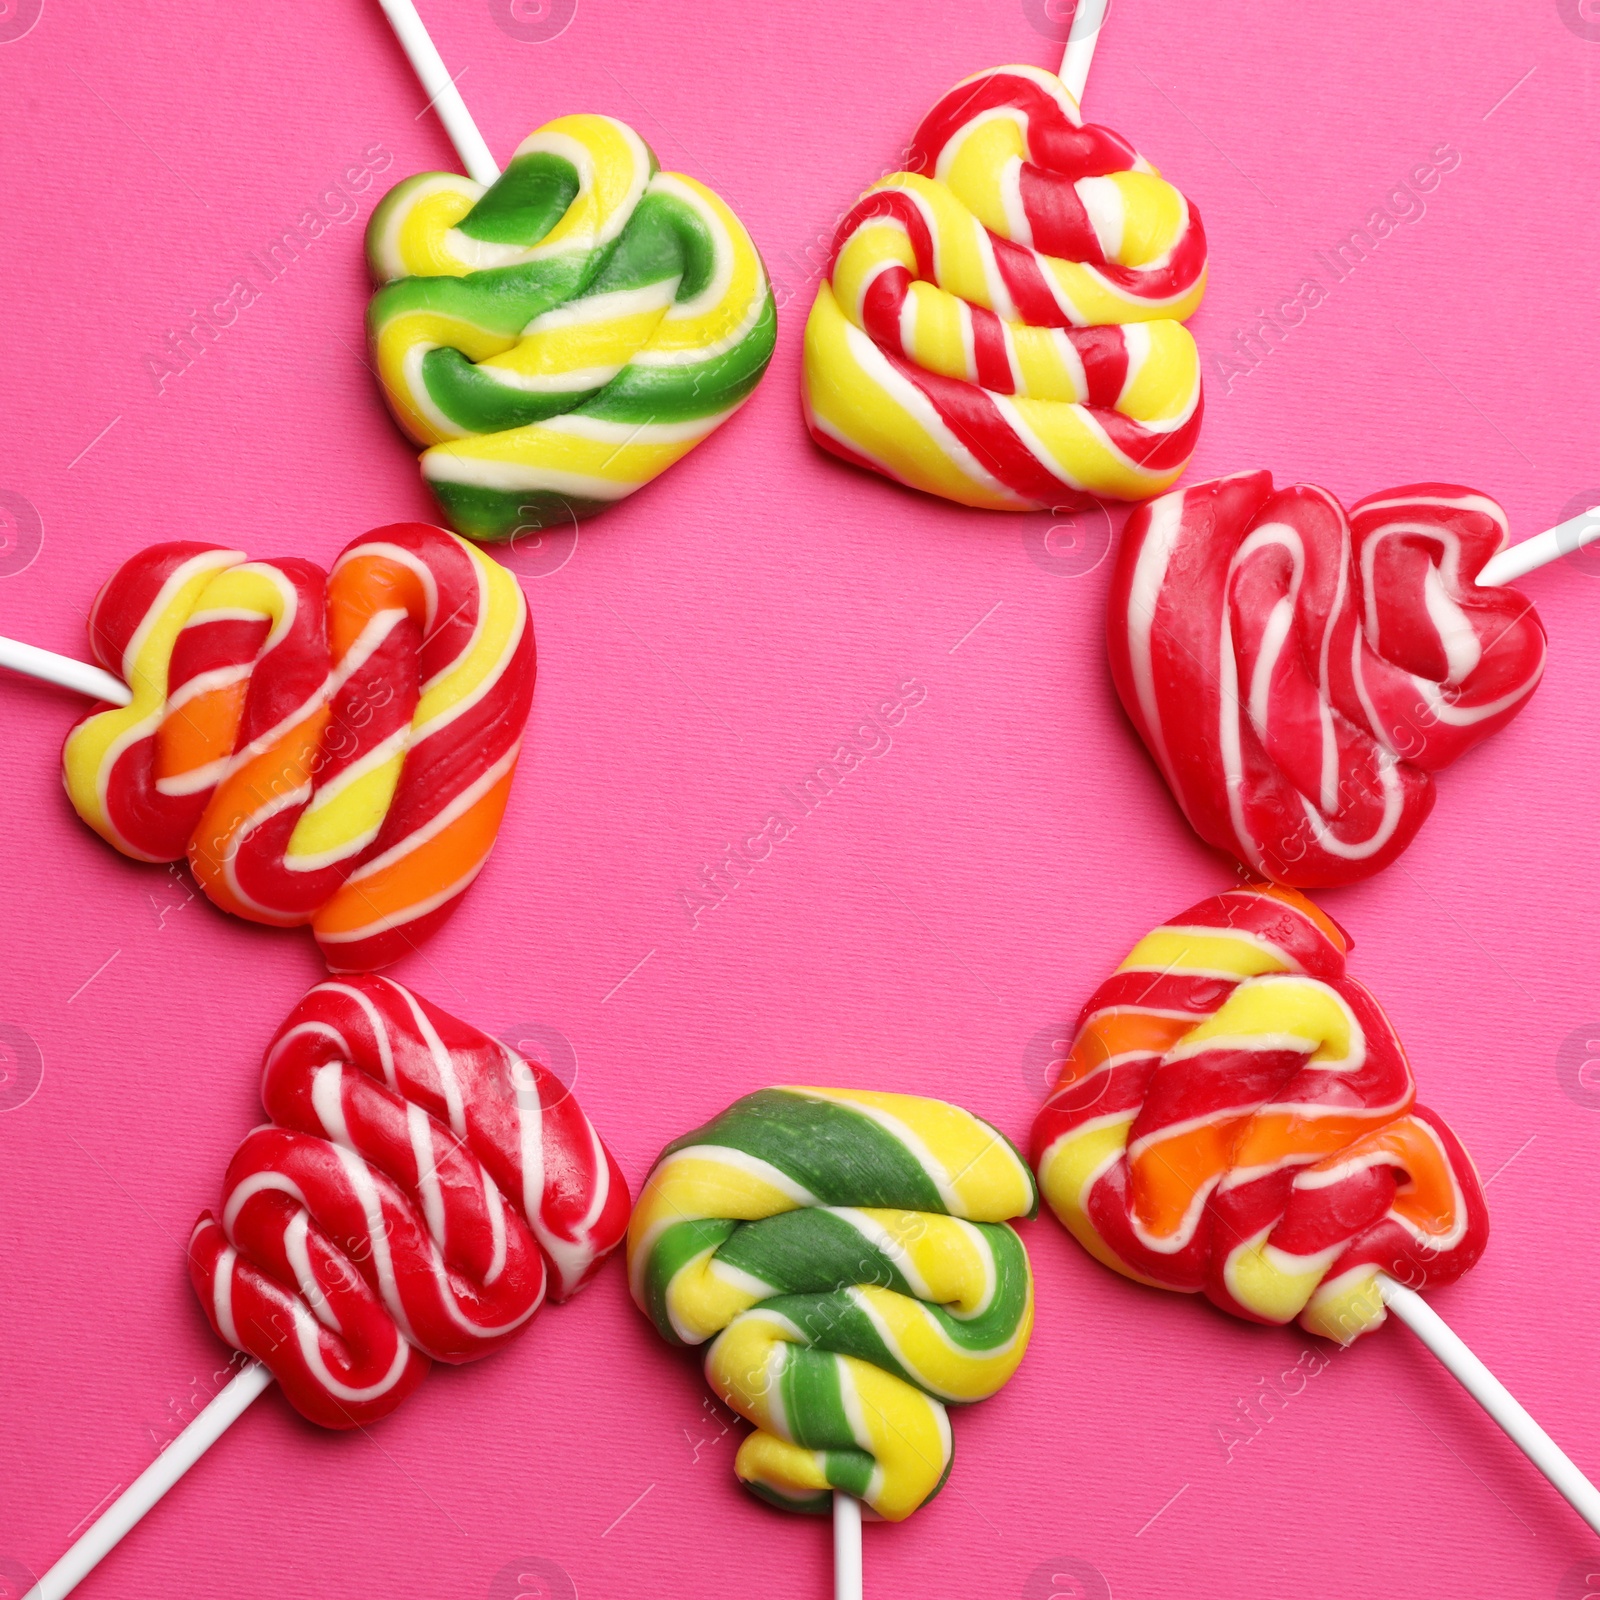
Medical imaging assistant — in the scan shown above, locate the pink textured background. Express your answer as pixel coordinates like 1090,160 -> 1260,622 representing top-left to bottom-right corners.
3,1 -> 1599,1596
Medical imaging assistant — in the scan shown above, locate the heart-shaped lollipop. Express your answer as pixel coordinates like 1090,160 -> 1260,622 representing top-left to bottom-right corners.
1107,473 -> 1546,884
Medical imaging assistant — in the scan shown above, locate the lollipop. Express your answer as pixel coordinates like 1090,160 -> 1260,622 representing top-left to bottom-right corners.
1107,472 -> 1547,884
1031,882 -> 1600,1534
26,976 -> 629,1597
59,523 -> 534,969
629,1087 -> 1036,1594
364,18 -> 775,543
801,53 -> 1207,513
1032,882 -> 1486,1337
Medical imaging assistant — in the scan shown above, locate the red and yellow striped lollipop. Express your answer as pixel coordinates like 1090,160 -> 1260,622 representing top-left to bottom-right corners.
803,64 -> 1207,512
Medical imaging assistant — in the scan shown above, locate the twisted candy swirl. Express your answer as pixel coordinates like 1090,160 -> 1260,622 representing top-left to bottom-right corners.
189,977 -> 630,1428
803,64 -> 1206,511
62,524 -> 534,970
1108,473 -> 1547,886
1031,885 -> 1488,1344
628,1088 -> 1036,1520
367,113 -> 777,542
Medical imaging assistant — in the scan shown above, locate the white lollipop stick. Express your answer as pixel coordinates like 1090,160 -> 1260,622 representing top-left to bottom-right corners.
1060,0 -> 1110,107
1379,1276 -> 1600,1535
1476,503 -> 1600,588
375,0 -> 500,186
22,1363 -> 274,1600
833,1492 -> 863,1600
0,635 -> 130,706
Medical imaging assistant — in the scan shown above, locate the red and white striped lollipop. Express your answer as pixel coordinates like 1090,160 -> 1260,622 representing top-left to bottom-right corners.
190,976 -> 627,1427
1108,472 -> 1548,884
26,976 -> 628,1598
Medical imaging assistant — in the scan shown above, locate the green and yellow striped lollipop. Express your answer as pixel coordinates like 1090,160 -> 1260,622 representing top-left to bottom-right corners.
366,112 -> 777,542
628,1087 -> 1037,1521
